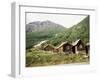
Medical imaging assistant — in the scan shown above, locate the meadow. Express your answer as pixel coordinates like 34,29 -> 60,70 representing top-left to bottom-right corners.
26,48 -> 89,67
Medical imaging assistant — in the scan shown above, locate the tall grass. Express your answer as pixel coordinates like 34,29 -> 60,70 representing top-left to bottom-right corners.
26,48 -> 89,67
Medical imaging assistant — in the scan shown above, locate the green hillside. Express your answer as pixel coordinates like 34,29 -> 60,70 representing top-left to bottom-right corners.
69,15 -> 89,43
49,16 -> 90,46
26,28 -> 66,49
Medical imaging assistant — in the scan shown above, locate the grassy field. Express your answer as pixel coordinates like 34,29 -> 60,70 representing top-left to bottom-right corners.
26,48 -> 89,67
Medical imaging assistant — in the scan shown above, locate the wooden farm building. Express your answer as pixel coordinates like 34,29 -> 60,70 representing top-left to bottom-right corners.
72,39 -> 84,54
43,44 -> 54,51
54,41 -> 72,54
85,43 -> 90,55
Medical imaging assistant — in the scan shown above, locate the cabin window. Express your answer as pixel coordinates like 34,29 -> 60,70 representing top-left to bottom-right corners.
79,44 -> 82,49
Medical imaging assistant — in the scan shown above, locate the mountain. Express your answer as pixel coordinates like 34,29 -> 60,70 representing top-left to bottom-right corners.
26,20 -> 66,33
26,20 -> 66,49
26,16 -> 89,49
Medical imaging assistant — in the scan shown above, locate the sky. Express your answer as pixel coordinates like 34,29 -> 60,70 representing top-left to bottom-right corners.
26,13 -> 87,28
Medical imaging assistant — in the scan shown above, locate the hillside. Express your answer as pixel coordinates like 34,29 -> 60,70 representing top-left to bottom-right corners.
49,16 -> 90,46
69,15 -> 89,43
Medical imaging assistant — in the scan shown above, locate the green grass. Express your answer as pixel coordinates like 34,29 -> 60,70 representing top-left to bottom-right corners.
26,48 -> 89,67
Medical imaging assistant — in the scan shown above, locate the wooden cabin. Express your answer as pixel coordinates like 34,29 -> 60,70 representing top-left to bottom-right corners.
43,44 -> 54,52
72,39 -> 84,54
85,43 -> 90,55
55,41 -> 72,54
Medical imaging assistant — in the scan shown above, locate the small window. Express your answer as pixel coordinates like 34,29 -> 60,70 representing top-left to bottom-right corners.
79,45 -> 82,48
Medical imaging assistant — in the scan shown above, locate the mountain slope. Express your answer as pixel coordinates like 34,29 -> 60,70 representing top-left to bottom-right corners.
69,15 -> 89,43
49,16 -> 89,46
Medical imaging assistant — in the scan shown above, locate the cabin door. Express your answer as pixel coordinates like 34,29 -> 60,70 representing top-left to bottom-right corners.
72,46 -> 75,53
